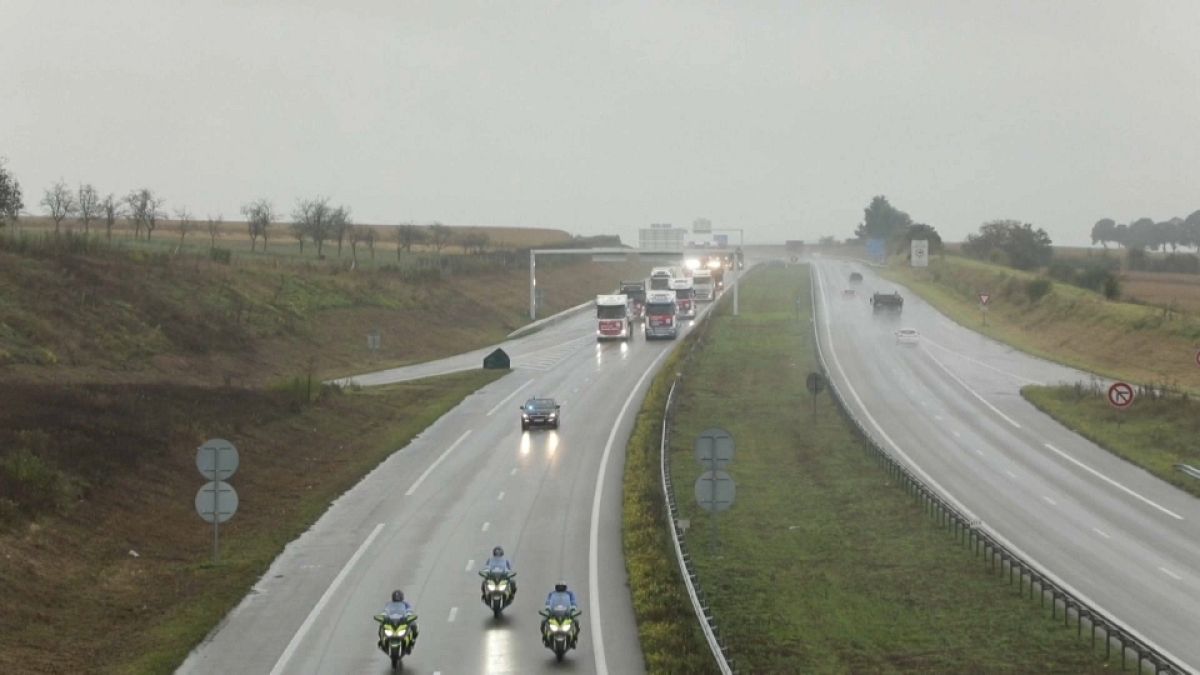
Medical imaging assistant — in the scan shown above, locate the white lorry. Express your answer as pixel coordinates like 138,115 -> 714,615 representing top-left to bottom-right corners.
595,294 -> 633,341
671,278 -> 696,319
643,290 -> 679,340
692,270 -> 714,302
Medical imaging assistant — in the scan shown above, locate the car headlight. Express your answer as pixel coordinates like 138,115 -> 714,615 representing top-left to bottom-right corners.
522,414 -> 529,420
548,413 -> 556,419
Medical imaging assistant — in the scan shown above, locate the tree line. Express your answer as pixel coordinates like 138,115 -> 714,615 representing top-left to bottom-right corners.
1090,213 -> 1200,252
0,161 -> 499,260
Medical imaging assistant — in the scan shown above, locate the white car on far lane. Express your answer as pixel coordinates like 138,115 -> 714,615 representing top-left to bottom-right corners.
895,328 -> 920,344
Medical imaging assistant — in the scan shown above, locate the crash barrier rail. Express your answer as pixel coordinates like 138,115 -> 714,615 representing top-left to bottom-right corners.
807,267 -> 1190,675
660,375 -> 736,675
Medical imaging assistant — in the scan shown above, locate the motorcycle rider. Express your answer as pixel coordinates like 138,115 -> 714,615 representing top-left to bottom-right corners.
541,581 -> 579,648
480,546 -> 516,602
377,590 -> 419,655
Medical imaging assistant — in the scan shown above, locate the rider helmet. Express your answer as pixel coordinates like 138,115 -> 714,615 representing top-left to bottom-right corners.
554,581 -> 567,593
493,546 -> 504,557
392,590 -> 404,602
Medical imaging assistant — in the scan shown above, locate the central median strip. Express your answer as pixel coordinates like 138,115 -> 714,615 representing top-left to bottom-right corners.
627,263 -> 1142,673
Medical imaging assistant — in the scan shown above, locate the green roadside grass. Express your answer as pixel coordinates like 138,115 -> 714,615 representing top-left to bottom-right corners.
125,370 -> 507,674
1023,384 -> 1200,500
664,264 -> 1110,672
622,307 -> 722,673
878,255 -> 1200,394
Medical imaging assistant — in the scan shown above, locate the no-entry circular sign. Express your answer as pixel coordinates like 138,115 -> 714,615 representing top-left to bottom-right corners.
1107,382 -> 1134,410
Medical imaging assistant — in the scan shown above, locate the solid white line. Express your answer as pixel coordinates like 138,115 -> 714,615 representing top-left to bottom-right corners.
497,491 -> 505,501
1092,528 -> 1111,540
1005,470 -> 1017,479
952,430 -> 961,438
405,431 -> 473,497
974,449 -> 983,456
1042,443 -> 1183,520
447,607 -> 458,622
269,523 -> 385,675
481,521 -> 490,532
509,468 -> 518,476
465,559 -> 474,572
934,415 -> 944,421
486,380 -> 535,416
1043,496 -> 1057,506
589,342 -> 676,675
921,345 -> 1022,428
1159,567 -> 1182,581
923,336 -> 1045,386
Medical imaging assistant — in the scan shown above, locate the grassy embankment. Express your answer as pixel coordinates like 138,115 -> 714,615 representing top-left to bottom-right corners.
0,233 -> 649,385
1023,383 -> 1200,499
880,254 -> 1200,393
0,232 -> 646,672
660,264 -> 1110,672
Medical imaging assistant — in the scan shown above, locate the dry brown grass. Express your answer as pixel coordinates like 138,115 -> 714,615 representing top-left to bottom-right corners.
1120,270 -> 1200,313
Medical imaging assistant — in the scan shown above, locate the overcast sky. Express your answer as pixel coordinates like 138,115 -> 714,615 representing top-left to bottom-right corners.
4,1 -> 1199,246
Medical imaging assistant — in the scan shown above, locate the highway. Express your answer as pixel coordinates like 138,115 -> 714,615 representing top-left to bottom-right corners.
178,296 -> 719,674
811,258 -> 1200,672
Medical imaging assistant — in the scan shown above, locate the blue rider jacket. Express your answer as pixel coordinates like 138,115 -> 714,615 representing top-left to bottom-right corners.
544,590 -> 577,610
482,556 -> 514,572
381,600 -> 414,618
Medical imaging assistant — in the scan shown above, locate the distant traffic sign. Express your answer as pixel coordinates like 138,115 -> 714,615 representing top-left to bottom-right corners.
695,427 -> 735,469
1107,382 -> 1135,410
195,481 -> 239,524
979,293 -> 991,306
197,438 -> 239,481
806,372 -> 826,395
694,470 -> 736,512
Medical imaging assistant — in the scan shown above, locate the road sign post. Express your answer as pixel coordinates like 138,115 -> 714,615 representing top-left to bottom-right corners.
979,292 -> 991,326
196,439 -> 240,563
1107,382 -> 1134,410
694,428 -> 735,553
806,372 -> 826,419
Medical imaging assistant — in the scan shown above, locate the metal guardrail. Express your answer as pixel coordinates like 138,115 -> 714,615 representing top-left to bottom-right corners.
660,376 -> 736,675
806,266 -> 1190,675
1176,464 -> 1200,481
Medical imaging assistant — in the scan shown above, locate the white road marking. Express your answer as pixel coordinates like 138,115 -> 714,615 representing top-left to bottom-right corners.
1159,567 -> 1182,581
921,346 -> 1022,428
1005,470 -> 1016,478
923,337 -> 1045,386
510,468 -> 518,476
1042,496 -> 1057,506
934,415 -> 943,421
481,521 -> 490,532
447,607 -> 458,622
952,430 -> 961,438
1043,443 -> 1183,520
1092,528 -> 1111,540
497,491 -> 506,501
590,342 -> 676,675
405,431 -> 473,496
486,380 -> 535,416
974,449 -> 983,456
465,559 -> 474,572
269,523 -> 385,675
573,387 -> 580,393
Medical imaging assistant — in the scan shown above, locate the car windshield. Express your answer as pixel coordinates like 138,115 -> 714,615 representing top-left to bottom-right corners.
597,305 -> 626,319
525,399 -> 556,411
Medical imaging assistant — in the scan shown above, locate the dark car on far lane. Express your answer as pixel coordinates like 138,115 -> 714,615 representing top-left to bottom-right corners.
520,397 -> 560,431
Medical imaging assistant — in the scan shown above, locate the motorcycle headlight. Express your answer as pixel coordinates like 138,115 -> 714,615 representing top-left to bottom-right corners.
486,581 -> 499,591
394,626 -> 407,637
383,626 -> 396,637
497,580 -> 508,590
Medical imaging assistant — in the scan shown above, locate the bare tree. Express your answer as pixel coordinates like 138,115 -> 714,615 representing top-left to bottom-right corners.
174,207 -> 195,253
206,214 -> 223,250
0,158 -> 23,231
395,223 -> 425,257
365,226 -> 377,260
241,198 -> 273,252
349,224 -> 366,264
42,179 -> 77,233
428,222 -> 452,252
290,219 -> 307,253
461,232 -> 490,254
330,205 -> 352,256
292,197 -> 333,257
101,194 -> 123,241
125,188 -> 164,239
77,184 -> 101,235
